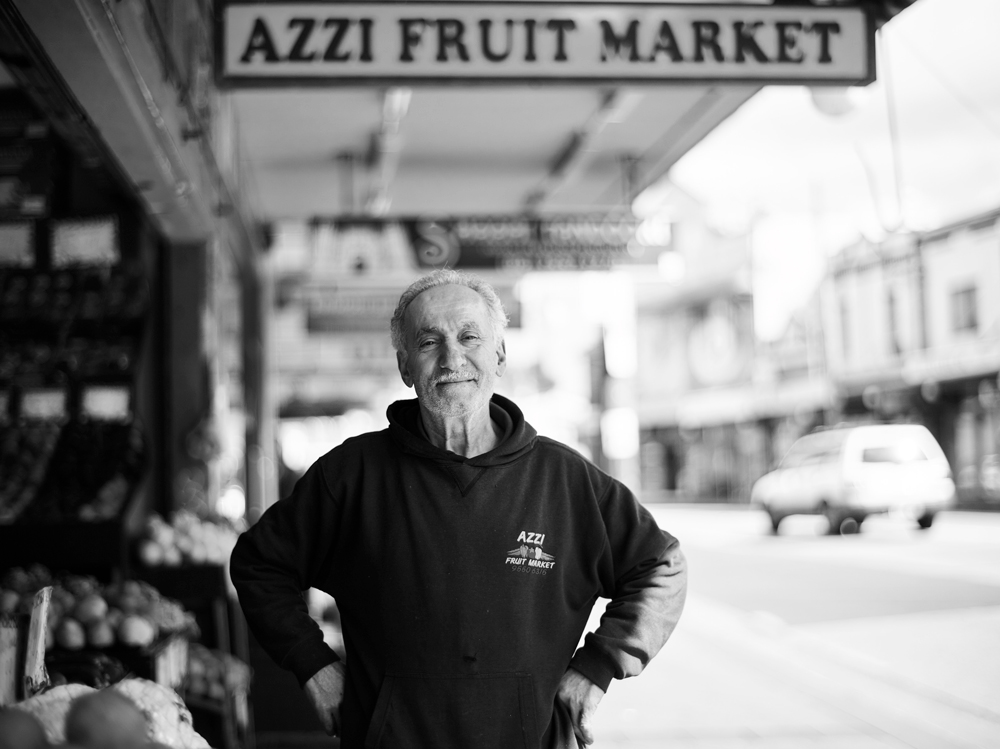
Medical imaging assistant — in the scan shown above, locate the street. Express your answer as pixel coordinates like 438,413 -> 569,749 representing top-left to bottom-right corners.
587,507 -> 1000,749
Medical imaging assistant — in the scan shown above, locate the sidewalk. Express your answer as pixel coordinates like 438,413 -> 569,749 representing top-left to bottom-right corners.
590,594 -> 1000,749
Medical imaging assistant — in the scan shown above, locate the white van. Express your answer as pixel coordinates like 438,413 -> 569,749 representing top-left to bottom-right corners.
750,423 -> 956,534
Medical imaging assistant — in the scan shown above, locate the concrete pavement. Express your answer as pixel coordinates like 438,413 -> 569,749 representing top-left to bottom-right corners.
585,507 -> 1000,749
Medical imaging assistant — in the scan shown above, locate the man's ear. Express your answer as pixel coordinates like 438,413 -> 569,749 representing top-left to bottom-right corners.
496,339 -> 507,377
397,351 -> 414,388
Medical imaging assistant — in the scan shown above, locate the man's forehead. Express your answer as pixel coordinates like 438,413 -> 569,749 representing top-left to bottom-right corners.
406,284 -> 490,326
412,317 -> 486,336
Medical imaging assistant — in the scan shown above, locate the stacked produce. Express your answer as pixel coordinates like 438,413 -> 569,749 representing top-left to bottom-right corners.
5,677 -> 210,749
185,643 -> 251,703
137,510 -> 240,568
0,565 -> 198,654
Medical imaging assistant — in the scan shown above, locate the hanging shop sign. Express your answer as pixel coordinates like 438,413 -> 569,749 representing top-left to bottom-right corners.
301,281 -> 521,332
218,2 -> 874,86
402,215 -> 653,270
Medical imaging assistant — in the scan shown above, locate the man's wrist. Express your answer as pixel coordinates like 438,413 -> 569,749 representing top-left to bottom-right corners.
568,649 -> 615,692
290,644 -> 340,689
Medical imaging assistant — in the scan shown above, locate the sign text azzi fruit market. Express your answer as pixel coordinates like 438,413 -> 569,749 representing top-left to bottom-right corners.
218,2 -> 875,86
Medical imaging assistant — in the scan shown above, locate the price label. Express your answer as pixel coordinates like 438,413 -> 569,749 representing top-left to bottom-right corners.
81,386 -> 131,421
0,223 -> 34,267
20,389 -> 66,420
51,218 -> 118,267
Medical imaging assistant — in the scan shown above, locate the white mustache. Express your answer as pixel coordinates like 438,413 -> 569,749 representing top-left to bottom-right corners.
435,371 -> 478,384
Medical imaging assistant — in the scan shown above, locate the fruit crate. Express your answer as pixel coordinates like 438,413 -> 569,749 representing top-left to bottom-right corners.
47,632 -> 189,691
134,564 -> 243,656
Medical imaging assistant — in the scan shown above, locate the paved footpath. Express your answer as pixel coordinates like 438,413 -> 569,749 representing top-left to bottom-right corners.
586,508 -> 1000,749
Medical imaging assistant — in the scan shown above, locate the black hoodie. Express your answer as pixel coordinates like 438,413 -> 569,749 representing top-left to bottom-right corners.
231,395 -> 686,748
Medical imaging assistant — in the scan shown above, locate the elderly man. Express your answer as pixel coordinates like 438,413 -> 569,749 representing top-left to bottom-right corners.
231,269 -> 687,748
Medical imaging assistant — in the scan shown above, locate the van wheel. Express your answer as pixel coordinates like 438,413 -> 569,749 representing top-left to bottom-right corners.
822,505 -> 860,535
822,504 -> 841,535
916,512 -> 935,530
840,516 -> 861,535
768,512 -> 784,535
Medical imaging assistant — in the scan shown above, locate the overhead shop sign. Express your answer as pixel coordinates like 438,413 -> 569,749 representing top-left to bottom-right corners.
301,282 -> 521,331
403,216 -> 654,270
218,2 -> 874,85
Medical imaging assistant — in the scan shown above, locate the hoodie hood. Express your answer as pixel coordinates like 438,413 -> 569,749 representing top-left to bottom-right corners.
387,393 -> 537,467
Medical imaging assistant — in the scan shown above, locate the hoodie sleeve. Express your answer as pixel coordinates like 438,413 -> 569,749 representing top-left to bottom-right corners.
567,481 -> 688,692
230,462 -> 341,687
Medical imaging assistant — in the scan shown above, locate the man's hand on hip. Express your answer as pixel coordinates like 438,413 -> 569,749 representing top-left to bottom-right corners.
556,667 -> 605,746
304,661 -> 346,736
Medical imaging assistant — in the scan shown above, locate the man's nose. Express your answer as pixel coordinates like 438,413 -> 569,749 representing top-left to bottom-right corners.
439,338 -> 467,369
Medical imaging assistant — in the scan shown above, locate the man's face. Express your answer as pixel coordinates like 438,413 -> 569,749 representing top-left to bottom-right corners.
397,284 -> 506,419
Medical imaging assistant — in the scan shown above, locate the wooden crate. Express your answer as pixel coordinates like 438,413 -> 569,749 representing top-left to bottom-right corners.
0,587 -> 50,705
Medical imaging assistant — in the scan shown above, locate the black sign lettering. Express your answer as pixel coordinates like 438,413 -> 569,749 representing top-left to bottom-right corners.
524,19 -> 537,62
776,21 -> 804,63
600,20 -> 641,62
358,18 -> 374,62
399,18 -> 427,62
808,22 -> 840,64
546,19 -> 577,62
322,19 -> 352,62
224,5 -> 869,83
437,18 -> 470,61
288,18 -> 318,61
479,19 -> 515,62
693,21 -> 724,62
649,21 -> 683,62
734,21 -> 768,63
240,17 -> 280,63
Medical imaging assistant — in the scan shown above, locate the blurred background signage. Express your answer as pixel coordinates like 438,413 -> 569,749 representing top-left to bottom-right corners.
220,2 -> 873,85
301,282 -> 522,332
402,215 -> 654,270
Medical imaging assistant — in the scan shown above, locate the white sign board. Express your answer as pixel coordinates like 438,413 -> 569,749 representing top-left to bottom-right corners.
220,2 -> 873,85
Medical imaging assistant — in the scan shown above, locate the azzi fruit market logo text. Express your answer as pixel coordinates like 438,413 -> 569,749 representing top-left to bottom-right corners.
506,531 -> 555,575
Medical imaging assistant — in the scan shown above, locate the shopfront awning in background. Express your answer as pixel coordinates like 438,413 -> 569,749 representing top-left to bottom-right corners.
2,0 -> 886,235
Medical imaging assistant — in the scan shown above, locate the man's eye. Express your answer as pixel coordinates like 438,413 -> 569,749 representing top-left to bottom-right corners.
418,339 -> 436,349
462,334 -> 480,342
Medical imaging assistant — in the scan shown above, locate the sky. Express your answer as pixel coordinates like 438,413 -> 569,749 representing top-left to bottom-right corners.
654,0 -> 1000,340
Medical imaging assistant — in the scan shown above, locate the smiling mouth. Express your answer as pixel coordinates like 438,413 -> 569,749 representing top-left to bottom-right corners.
435,374 -> 477,387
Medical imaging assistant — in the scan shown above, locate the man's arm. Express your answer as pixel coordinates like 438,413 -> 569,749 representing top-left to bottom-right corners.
557,543 -> 687,746
230,463 -> 341,689
568,483 -> 689,692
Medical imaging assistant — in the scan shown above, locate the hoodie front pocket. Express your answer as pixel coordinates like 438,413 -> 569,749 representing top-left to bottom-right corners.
364,672 -> 538,749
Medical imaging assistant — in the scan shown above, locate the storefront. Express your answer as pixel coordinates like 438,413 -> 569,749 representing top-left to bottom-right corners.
0,1 -> 263,744
0,0 -> 900,744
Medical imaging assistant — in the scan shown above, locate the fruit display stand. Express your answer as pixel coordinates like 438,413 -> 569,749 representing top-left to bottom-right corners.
0,214 -> 150,578
134,564 -> 254,749
185,643 -> 253,749
133,513 -> 254,749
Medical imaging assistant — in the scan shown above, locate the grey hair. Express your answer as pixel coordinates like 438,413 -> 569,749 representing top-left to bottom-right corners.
390,269 -> 509,354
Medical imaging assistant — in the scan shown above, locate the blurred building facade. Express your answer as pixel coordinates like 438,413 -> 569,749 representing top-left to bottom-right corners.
636,204 -> 1000,507
633,201 -> 833,503
823,207 -> 1000,507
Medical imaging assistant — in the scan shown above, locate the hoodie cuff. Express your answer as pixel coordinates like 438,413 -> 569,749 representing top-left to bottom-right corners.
282,637 -> 341,689
568,647 -> 616,693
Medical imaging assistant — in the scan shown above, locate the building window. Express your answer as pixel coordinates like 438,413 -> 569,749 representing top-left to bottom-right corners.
839,297 -> 850,358
951,286 -> 978,333
887,290 -> 901,355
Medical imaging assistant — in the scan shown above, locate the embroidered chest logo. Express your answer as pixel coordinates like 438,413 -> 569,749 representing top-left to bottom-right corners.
506,531 -> 555,575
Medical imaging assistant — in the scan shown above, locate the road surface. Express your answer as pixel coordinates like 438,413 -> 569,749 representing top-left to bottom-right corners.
587,507 -> 1000,749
